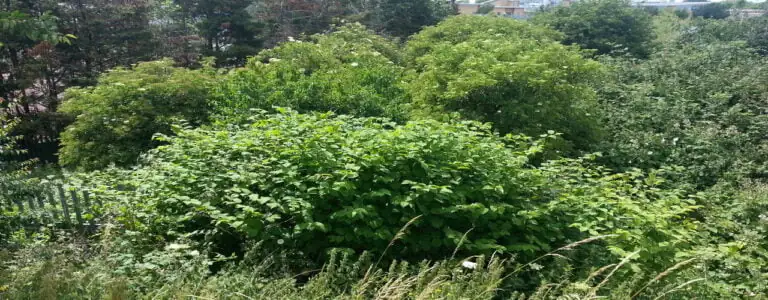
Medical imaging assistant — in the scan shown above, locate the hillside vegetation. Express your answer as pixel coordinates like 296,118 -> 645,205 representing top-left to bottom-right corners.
3,1 -> 768,299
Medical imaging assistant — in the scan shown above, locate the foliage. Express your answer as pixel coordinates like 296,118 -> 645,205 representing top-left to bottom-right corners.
7,3 -> 768,297
405,16 -> 603,154
0,11 -> 65,48
693,3 -> 731,19
532,0 -> 655,58
597,42 -> 768,187
688,181 -> 768,295
214,23 -> 409,123
58,59 -> 220,170
85,110 -> 698,273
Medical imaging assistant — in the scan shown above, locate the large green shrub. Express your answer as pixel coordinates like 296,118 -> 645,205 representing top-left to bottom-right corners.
89,110 -> 697,268
597,42 -> 768,187
213,23 -> 409,123
405,16 -> 603,154
58,59 -> 220,170
532,0 -> 655,58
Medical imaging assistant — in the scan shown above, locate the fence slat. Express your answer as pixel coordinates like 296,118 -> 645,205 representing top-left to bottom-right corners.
82,191 -> 91,208
47,191 -> 59,221
70,190 -> 84,226
82,191 -> 97,228
57,185 -> 71,224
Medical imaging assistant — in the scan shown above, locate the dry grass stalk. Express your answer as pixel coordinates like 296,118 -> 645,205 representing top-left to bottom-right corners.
374,273 -> 418,300
583,263 -> 618,284
507,235 -> 618,279
586,250 -> 641,299
652,278 -> 705,300
451,228 -> 474,260
631,258 -> 697,299
364,215 -> 423,283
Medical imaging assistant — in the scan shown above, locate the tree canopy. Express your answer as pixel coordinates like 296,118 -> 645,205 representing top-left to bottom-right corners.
406,16 -> 604,154
532,0 -> 655,58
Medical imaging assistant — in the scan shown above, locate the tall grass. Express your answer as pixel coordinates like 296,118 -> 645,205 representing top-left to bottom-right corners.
0,232 -> 713,300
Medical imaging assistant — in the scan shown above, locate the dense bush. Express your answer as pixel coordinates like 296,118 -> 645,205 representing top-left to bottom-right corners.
691,181 -> 768,294
405,16 -> 603,154
58,59 -> 220,170
9,7 -> 768,298
87,110 -> 697,270
213,23 -> 409,123
532,0 -> 655,58
597,42 -> 768,187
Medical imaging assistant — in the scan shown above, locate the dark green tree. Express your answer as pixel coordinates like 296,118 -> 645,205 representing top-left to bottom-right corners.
52,0 -> 156,87
532,0 -> 655,58
252,0 -> 358,48
0,2 -> 76,163
693,3 -> 731,19
175,0 -> 263,66
371,0 -> 455,38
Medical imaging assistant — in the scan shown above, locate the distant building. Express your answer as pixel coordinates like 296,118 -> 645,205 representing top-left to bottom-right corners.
457,0 -> 526,17
730,9 -> 767,19
634,2 -> 712,12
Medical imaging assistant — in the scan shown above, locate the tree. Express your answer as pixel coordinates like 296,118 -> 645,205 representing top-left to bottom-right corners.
370,0 -> 455,38
252,0 -> 356,48
477,3 -> 494,14
58,60 -> 220,170
532,0 -> 655,58
0,9 -> 68,113
175,0 -> 263,66
405,16 -> 604,154
0,4 -> 75,163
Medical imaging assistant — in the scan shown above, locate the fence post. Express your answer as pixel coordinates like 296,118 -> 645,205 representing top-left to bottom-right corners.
47,191 -> 59,221
70,190 -> 84,226
57,185 -> 71,225
82,191 -> 91,208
